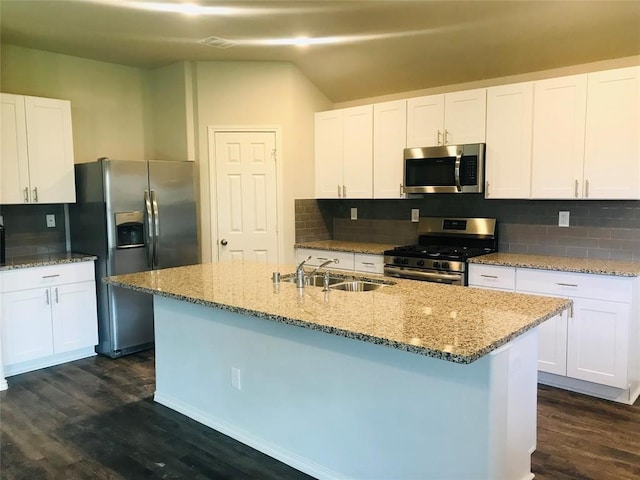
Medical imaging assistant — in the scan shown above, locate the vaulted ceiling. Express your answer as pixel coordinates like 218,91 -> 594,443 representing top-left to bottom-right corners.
2,1 -> 639,102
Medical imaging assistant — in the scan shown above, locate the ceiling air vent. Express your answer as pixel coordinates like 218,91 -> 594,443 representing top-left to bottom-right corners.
199,36 -> 238,49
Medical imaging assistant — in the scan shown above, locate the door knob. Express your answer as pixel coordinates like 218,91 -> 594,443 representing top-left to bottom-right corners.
220,239 -> 228,246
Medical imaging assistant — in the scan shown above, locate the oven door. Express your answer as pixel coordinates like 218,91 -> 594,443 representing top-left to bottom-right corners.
403,144 -> 484,194
384,265 -> 464,286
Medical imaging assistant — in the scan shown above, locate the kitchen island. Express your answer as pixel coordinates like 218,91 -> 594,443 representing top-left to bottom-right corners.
105,261 -> 571,480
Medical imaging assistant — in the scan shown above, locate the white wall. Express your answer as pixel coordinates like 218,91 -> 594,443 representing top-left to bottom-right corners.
193,61 -> 331,264
0,44 -> 153,162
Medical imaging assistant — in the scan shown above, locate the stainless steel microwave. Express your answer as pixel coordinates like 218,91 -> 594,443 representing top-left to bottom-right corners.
403,143 -> 485,194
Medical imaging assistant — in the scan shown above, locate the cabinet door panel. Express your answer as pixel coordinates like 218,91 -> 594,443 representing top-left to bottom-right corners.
314,110 -> 344,198
531,75 -> 587,199
51,281 -> 99,354
373,100 -> 406,199
444,89 -> 487,145
24,96 -> 75,203
584,66 -> 640,199
566,298 -> 629,388
537,312 -> 568,375
1,288 -> 53,365
485,83 -> 533,199
406,95 -> 444,147
342,105 -> 373,198
0,94 -> 30,204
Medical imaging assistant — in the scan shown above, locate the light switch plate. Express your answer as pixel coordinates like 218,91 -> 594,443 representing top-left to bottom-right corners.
350,207 -> 357,220
411,209 -> 420,223
46,214 -> 56,228
558,211 -> 570,227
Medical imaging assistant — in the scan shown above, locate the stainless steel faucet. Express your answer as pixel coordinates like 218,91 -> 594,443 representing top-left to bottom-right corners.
307,258 -> 339,278
296,255 -> 312,288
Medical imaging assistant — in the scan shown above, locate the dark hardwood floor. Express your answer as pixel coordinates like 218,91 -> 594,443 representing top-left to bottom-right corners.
1,350 -> 639,480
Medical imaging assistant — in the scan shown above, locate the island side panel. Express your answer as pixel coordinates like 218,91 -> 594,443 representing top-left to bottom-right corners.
152,295 -> 537,480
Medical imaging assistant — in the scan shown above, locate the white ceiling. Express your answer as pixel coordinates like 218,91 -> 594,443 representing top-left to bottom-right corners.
1,0 -> 639,102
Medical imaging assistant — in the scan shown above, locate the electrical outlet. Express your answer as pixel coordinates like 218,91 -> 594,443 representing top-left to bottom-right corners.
558,211 -> 570,227
350,207 -> 358,220
231,367 -> 242,390
411,209 -> 420,223
46,214 -> 56,228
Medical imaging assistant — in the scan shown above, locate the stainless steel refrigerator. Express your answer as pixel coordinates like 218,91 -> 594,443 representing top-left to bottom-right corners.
69,158 -> 199,357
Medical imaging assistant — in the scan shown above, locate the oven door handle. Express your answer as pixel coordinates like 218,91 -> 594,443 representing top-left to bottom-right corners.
454,148 -> 462,192
384,266 -> 463,284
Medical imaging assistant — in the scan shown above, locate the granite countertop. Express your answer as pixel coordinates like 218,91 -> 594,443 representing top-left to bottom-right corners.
0,252 -> 97,271
469,252 -> 640,277
294,240 -> 398,255
104,261 -> 571,364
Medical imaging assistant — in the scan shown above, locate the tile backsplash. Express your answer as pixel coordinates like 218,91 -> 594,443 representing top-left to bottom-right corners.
295,196 -> 640,262
0,204 -> 67,258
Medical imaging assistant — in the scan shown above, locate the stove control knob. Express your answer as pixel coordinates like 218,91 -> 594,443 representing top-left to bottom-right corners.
417,260 -> 425,267
433,261 -> 440,268
441,262 -> 449,269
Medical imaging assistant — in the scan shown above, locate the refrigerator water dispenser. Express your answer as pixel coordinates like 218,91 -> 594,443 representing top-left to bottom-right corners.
115,211 -> 144,248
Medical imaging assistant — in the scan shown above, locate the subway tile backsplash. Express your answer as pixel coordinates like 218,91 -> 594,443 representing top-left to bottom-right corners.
0,204 -> 67,258
294,196 -> 640,262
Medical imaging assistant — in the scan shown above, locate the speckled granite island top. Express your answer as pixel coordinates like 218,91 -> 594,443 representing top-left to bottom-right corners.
105,261 -> 571,364
0,252 -> 97,271
294,240 -> 397,255
469,252 -> 640,277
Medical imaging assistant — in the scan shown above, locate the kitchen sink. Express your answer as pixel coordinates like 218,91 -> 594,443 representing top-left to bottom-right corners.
329,281 -> 387,292
281,273 -> 346,287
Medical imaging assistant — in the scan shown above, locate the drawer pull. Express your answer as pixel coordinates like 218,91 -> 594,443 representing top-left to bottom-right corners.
361,262 -> 375,266
556,282 -> 578,287
317,257 -> 329,261
42,274 -> 61,279
480,274 -> 498,279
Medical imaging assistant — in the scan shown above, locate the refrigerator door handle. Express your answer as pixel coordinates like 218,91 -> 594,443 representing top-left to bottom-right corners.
144,190 -> 154,268
151,189 -> 160,267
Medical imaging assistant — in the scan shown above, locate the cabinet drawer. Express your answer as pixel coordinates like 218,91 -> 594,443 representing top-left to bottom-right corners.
468,264 -> 516,291
354,253 -> 384,274
0,261 -> 95,293
516,268 -> 632,302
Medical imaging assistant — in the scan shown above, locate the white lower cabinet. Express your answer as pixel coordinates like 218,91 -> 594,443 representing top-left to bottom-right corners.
295,248 -> 384,274
469,263 -> 639,403
0,262 -> 98,376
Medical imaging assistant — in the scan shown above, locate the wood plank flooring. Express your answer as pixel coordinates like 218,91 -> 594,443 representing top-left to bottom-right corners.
1,350 -> 639,479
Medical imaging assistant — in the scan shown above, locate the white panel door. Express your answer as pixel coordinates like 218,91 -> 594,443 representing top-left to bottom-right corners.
1,288 -> 54,365
373,100 -> 407,198
531,75 -> 587,199
566,298 -> 630,388
0,93 -> 30,204
584,66 -> 640,199
485,82 -> 534,199
51,281 -> 99,354
24,95 -> 75,203
406,94 -> 444,147
444,88 -> 487,145
214,131 -> 278,263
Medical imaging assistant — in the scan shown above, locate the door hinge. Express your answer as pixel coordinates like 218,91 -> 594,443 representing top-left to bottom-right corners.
272,149 -> 277,162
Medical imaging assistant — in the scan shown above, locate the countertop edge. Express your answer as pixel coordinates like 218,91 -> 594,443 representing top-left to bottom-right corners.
0,254 -> 98,271
469,254 -> 640,277
294,241 -> 396,256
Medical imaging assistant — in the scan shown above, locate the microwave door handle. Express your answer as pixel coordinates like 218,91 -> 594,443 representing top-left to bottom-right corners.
454,149 -> 462,192
144,190 -> 154,268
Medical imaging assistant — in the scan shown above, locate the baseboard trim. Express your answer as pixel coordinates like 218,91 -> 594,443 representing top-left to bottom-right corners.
4,347 -> 96,378
539,373 -> 639,405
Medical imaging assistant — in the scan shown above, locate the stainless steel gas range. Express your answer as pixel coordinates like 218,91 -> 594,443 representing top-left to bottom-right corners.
383,217 -> 497,286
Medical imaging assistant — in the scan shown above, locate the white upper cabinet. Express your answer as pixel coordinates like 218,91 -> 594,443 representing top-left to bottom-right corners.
0,93 -> 75,204
373,100 -> 407,199
315,105 -> 373,199
583,66 -> 640,199
406,89 -> 486,148
531,74 -> 588,199
485,82 -> 534,199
